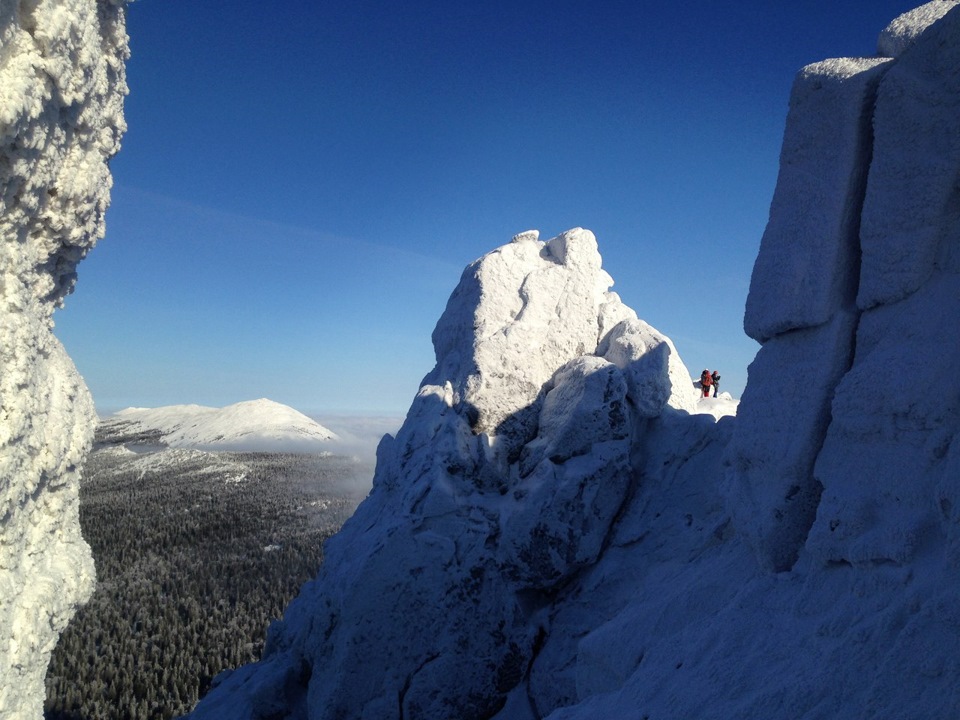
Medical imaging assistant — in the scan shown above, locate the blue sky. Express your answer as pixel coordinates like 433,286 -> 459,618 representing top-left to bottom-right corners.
55,0 -> 921,415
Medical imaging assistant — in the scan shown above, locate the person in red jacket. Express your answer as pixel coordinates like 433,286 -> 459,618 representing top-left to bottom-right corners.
700,369 -> 712,398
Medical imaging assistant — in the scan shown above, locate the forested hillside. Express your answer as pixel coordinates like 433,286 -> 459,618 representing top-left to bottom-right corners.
44,446 -> 365,720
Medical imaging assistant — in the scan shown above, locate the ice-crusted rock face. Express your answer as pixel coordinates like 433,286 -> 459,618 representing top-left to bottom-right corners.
732,0 -> 960,573
188,229 -> 698,720
102,399 -> 340,451
190,3 -> 960,720
877,0 -> 960,56
424,228 -> 691,451
0,1 -> 127,717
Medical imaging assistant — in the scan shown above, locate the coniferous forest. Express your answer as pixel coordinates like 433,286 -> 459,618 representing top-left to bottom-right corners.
44,440 -> 366,720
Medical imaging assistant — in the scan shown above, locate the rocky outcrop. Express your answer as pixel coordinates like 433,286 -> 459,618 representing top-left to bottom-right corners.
188,229 -> 698,720
730,54 -> 891,572
730,0 -> 960,573
5,0 -> 960,717
189,3 -> 960,720
809,2 -> 960,567
0,1 -> 128,717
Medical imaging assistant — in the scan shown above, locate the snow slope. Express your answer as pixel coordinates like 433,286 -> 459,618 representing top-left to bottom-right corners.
0,2 -> 128,719
187,4 -> 960,720
101,399 -> 339,453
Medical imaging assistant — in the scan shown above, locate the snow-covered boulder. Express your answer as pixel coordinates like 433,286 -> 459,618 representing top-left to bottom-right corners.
598,317 -> 699,416
426,228 -> 634,450
0,1 -> 128,718
500,356 -> 633,590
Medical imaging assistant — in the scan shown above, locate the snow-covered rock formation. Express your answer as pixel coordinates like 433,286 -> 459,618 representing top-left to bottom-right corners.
188,3 -> 960,719
0,1 -> 128,717
188,228 -> 700,719
101,399 -> 339,452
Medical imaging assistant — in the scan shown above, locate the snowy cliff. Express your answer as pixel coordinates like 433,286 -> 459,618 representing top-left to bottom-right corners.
0,1 -> 127,718
188,229 -> 699,719
188,3 -> 960,719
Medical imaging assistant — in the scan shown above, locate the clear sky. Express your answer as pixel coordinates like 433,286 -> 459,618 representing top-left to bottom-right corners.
54,0 -> 922,415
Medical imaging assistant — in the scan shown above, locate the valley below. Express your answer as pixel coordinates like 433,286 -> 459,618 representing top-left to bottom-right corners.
44,429 -> 368,720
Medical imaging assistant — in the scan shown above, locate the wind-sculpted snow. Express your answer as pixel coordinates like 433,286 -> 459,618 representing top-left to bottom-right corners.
190,3 -> 960,720
0,1 -> 127,718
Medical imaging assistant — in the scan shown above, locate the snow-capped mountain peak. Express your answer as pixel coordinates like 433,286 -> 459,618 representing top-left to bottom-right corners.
105,399 -> 338,452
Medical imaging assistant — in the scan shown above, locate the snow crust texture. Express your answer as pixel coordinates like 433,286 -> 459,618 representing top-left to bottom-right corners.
189,3 -> 960,720
0,2 -> 127,718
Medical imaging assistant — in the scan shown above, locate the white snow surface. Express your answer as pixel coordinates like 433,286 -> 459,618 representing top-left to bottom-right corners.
858,2 -> 960,309
0,2 -> 128,719
693,393 -> 738,420
877,0 -> 960,57
104,398 -> 339,452
743,56 -> 890,342
187,4 -> 960,720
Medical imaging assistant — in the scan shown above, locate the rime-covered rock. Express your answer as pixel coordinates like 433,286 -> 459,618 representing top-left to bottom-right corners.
725,310 -> 858,571
0,1 -> 128,718
858,3 -> 960,308
743,57 -> 889,342
188,229 -> 695,720
598,317 -> 699,416
500,356 -> 633,590
876,0 -> 960,57
426,228 -> 630,450
802,4 -> 960,568
190,4 -> 960,720
732,52 -> 892,571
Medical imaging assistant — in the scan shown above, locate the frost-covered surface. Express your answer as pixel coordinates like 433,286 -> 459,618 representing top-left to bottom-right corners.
0,1 -> 127,718
188,229 -> 697,720
120,447 -> 251,484
859,3 -> 960,308
877,0 -> 960,57
189,3 -> 960,720
743,56 -> 890,342
101,398 -> 339,452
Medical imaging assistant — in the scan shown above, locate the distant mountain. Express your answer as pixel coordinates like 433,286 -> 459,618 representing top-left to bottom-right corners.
100,399 -> 339,452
